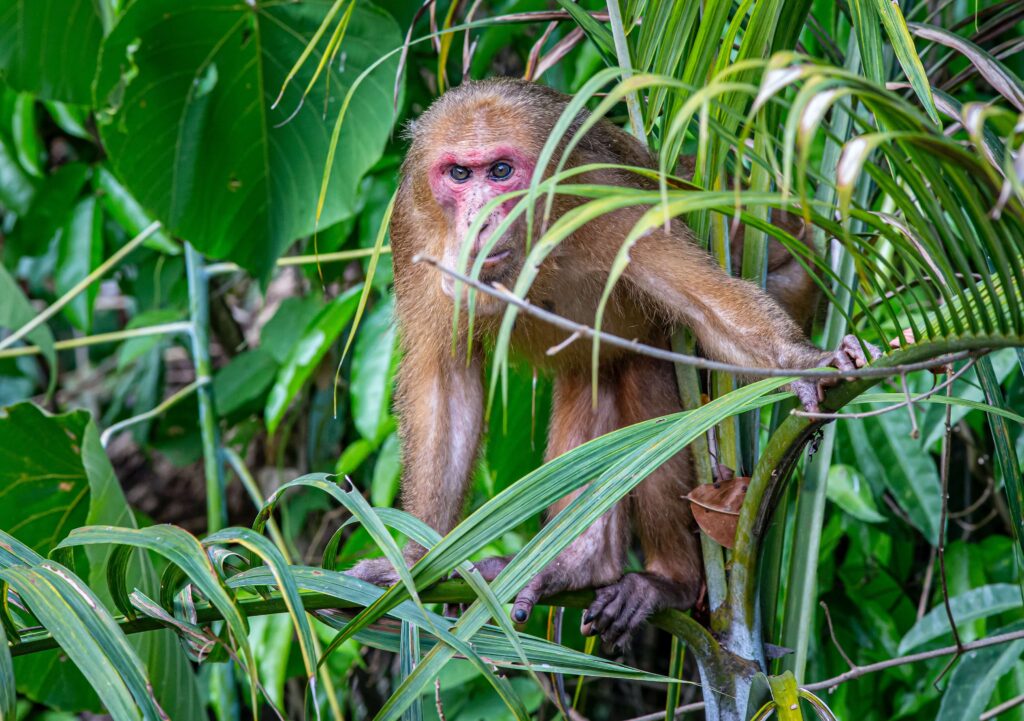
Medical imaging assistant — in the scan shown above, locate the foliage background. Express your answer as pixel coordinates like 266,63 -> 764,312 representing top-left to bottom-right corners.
0,0 -> 1023,719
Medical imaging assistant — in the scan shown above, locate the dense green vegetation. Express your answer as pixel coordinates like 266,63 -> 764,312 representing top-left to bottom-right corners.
0,0 -> 1023,719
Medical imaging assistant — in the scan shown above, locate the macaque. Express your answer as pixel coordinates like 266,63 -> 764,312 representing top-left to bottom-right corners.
349,78 -> 877,649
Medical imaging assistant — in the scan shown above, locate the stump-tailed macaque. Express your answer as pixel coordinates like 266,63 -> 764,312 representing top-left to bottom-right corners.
349,78 -> 877,649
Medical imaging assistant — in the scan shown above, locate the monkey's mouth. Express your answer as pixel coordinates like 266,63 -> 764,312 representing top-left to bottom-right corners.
482,248 -> 512,267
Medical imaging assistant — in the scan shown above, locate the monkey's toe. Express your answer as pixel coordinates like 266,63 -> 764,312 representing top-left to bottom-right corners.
347,557 -> 402,587
581,573 -> 698,651
511,570 -> 569,625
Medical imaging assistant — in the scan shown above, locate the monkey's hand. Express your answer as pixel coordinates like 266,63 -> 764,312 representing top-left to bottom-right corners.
790,334 -> 882,413
581,572 -> 700,651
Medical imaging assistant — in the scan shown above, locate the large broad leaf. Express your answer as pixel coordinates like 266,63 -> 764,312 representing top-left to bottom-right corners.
0,0 -> 104,104
935,622 -> 1024,721
0,266 -> 55,390
93,0 -> 402,279
0,404 -> 202,718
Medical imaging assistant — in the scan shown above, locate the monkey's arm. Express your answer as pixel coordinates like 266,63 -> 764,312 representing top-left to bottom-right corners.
348,323 -> 485,585
624,233 -> 877,409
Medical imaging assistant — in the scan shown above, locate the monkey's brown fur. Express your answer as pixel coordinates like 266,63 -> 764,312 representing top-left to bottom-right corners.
350,78 -> 874,648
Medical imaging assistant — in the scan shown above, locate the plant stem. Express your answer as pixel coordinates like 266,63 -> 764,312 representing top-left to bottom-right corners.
7,580 -> 708,657
100,379 -> 203,448
604,0 -> 645,142
204,245 -> 392,276
0,321 -> 193,360
185,243 -> 227,533
0,221 -> 162,352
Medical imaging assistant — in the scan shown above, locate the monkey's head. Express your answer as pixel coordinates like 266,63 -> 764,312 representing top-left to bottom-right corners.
404,79 -> 571,313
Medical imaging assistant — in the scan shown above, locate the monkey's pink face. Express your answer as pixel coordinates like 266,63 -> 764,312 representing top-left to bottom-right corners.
428,145 -> 534,306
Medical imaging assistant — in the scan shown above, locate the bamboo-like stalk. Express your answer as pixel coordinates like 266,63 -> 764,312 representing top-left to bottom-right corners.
778,34 -> 867,684
184,244 -> 227,534
605,0 -> 645,141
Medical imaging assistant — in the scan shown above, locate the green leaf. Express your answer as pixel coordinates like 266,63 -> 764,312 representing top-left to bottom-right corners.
265,284 -> 362,434
0,622 -> 14,721
898,584 -> 1023,654
93,0 -> 401,278
0,562 -> 158,721
839,413 -> 941,544
335,438 -> 375,476
826,464 -> 885,523
370,432 -> 401,508
0,405 -> 202,719
0,404 -> 91,554
94,166 -> 178,255
350,294 -> 396,444
0,0 -> 104,103
55,196 -> 103,332
204,528 -> 318,690
53,524 -> 256,711
869,0 -> 939,123
11,161 -> 89,258
936,622 -> 1024,721
0,131 -> 36,214
213,347 -> 278,416
0,269 -> 53,374
11,93 -> 42,177
230,565 -> 676,682
553,0 -> 617,64
261,296 -> 323,365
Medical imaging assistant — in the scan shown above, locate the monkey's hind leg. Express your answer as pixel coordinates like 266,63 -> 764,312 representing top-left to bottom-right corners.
510,372 -> 628,625
581,356 -> 703,650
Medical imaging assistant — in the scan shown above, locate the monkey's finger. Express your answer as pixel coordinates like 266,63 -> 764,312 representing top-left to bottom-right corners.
589,588 -> 627,636
512,576 -> 546,624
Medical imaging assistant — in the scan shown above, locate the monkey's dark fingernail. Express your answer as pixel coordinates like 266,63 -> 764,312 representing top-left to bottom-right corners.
513,608 -> 528,623
583,611 -> 594,624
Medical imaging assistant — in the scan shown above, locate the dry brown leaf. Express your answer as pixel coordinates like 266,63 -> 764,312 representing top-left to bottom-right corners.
684,477 -> 749,549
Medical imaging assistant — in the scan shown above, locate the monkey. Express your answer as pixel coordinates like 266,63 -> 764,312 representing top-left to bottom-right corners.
348,77 -> 878,650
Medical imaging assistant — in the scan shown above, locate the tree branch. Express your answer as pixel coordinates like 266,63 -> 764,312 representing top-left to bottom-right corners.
416,254 -> 981,380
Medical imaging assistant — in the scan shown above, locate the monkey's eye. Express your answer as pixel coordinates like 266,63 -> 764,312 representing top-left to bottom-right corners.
449,165 -> 471,182
489,162 -> 513,180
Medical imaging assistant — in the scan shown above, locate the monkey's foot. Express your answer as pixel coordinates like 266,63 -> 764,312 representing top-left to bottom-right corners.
466,555 -> 511,581
792,333 -> 883,412
581,572 -> 699,651
347,557 -> 403,587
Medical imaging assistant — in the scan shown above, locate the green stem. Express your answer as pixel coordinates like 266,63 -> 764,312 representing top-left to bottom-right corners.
7,580 -> 711,658
185,243 -> 227,533
204,245 -> 391,276
0,221 -> 162,352
100,379 -> 203,448
0,321 -> 193,360
672,333 -> 728,620
604,0 -> 645,142
727,343 -> 990,662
